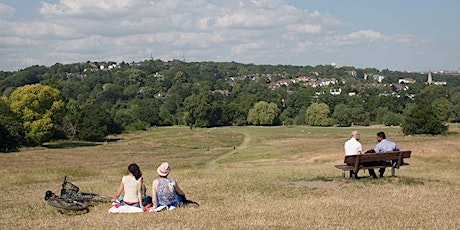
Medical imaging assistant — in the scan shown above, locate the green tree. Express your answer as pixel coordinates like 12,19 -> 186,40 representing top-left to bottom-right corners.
157,93 -> 182,126
433,97 -> 450,122
332,104 -> 353,127
417,85 -> 448,104
247,101 -> 280,125
280,107 -> 297,125
8,84 -> 65,145
375,107 -> 390,124
113,101 -> 142,132
61,101 -> 81,140
382,112 -> 402,126
78,104 -> 118,141
0,98 -> 24,152
132,98 -> 162,126
305,103 -> 334,126
450,92 -> 460,122
284,88 -> 315,119
95,84 -> 125,105
184,89 -> 219,128
402,102 -> 448,135
229,81 -> 278,126
346,97 -> 370,126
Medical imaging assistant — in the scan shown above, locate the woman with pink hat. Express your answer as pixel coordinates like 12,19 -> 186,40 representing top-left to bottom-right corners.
151,162 -> 187,210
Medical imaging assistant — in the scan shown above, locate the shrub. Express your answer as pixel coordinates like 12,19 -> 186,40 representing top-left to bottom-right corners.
402,103 -> 448,135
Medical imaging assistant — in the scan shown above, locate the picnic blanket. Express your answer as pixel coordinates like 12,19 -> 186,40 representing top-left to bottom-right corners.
108,204 -> 143,213
108,203 -> 175,213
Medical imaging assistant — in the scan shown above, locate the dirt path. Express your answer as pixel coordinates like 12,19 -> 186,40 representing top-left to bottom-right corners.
206,132 -> 251,167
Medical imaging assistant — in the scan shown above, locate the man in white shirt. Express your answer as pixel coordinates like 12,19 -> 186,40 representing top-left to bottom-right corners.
344,130 -> 362,155
344,130 -> 362,178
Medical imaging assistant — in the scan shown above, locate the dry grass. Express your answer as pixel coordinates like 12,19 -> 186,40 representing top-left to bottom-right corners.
1,124 -> 460,229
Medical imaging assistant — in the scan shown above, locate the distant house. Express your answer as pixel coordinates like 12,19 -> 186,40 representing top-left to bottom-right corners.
267,76 -> 337,89
330,88 -> 341,95
213,90 -> 231,96
398,78 -> 415,84
365,74 -> 385,83
155,92 -> 167,98
348,92 -> 356,96
390,84 -> 408,92
433,81 -> 447,86
347,70 -> 357,77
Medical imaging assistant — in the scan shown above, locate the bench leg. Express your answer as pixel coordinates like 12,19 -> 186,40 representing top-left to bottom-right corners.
391,167 -> 395,177
351,171 -> 358,179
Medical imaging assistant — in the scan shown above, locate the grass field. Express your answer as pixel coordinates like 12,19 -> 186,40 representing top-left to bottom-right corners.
1,125 -> 460,229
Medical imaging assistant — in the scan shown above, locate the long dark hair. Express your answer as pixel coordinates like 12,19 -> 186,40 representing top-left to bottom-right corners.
128,163 -> 142,180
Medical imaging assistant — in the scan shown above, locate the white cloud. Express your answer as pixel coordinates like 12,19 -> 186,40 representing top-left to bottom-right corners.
2,0 -> 433,71
326,30 -> 417,47
0,3 -> 15,18
285,23 -> 321,34
308,10 -> 341,26
12,21 -> 79,38
294,40 -> 316,53
326,30 -> 385,46
40,0 -> 138,16
53,35 -> 111,54
1,36 -> 42,46
232,42 -> 265,54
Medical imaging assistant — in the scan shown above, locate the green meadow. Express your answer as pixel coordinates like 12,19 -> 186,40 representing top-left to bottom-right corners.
1,125 -> 460,229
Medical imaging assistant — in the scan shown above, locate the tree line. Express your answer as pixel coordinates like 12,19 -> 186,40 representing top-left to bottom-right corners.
1,60 -> 459,152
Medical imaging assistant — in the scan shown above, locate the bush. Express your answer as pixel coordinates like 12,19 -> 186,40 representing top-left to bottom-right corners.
305,103 -> 334,126
332,104 -> 352,127
247,101 -> 280,126
0,100 -> 24,152
383,112 -> 402,126
77,105 -> 118,141
402,103 -> 448,135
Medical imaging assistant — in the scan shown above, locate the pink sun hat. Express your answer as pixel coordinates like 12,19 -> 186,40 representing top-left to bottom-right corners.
157,162 -> 171,176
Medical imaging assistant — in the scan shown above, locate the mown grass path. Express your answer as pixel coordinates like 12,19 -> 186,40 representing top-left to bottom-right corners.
206,131 -> 251,167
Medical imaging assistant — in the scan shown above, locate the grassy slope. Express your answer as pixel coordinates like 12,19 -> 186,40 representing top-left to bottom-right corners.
1,125 -> 460,229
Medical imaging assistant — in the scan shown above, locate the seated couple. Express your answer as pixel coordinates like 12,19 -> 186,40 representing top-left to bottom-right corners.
344,131 -> 400,179
112,162 -> 197,212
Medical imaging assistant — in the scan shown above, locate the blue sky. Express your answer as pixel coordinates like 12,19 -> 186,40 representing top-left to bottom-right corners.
1,0 -> 459,72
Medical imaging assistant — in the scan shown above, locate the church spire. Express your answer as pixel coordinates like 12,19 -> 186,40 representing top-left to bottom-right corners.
427,70 -> 433,84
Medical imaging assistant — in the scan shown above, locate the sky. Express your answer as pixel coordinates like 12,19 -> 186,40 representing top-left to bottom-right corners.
1,0 -> 459,72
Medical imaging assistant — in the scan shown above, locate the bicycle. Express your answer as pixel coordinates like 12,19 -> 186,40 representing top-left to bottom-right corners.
44,176 -> 111,213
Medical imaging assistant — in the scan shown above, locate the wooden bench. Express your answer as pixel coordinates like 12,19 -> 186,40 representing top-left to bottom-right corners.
334,150 -> 411,178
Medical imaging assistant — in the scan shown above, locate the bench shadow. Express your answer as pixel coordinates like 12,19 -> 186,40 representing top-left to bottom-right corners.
338,175 -> 441,186
289,175 -> 440,190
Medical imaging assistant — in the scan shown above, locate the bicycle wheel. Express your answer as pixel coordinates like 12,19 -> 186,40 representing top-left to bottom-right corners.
79,192 -> 111,203
47,198 -> 88,212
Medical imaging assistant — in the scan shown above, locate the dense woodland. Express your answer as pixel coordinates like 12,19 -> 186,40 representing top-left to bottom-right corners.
1,59 -> 459,151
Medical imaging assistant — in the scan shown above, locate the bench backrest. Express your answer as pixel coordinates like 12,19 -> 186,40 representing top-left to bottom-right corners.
344,150 -> 411,165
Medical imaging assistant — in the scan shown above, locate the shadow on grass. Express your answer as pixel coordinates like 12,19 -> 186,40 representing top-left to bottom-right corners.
42,138 -> 123,149
105,137 -> 123,143
306,175 -> 336,182
292,175 -> 440,190
338,175 -> 440,186
42,142 -> 101,149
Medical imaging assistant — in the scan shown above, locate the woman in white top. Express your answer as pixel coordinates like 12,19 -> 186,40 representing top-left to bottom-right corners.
112,163 -> 145,209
